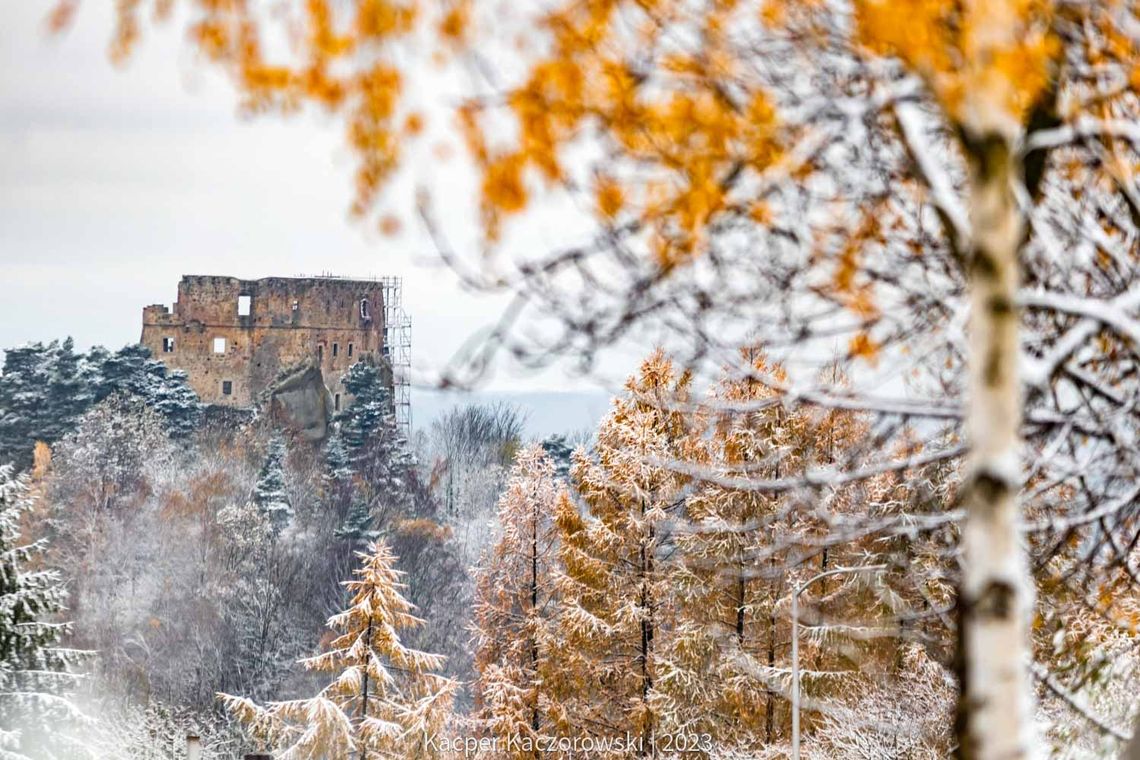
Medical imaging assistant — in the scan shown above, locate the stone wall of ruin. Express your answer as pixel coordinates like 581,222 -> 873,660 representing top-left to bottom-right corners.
141,275 -> 388,408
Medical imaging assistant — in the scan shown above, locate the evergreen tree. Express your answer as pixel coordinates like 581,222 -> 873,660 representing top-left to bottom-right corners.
0,466 -> 90,759
253,437 -> 293,532
335,361 -> 415,526
93,344 -> 200,437
539,434 -> 574,481
336,498 -> 379,547
0,340 -> 200,469
0,340 -> 95,469
322,431 -> 378,551
471,445 -> 565,756
324,432 -> 354,487
43,339 -> 94,442
337,361 -> 395,455
220,540 -> 455,759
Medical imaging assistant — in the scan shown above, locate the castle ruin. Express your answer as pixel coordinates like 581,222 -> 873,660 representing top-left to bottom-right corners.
141,275 -> 410,429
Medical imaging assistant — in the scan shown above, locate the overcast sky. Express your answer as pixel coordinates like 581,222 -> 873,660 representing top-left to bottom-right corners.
0,1 -> 620,398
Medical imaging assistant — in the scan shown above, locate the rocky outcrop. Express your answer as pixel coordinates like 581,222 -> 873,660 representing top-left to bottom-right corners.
263,360 -> 333,441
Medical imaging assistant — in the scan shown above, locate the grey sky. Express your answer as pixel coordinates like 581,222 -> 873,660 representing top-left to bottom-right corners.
0,1 -> 621,400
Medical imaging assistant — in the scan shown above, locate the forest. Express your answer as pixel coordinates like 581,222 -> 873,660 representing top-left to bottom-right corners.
1,338 -> 1137,758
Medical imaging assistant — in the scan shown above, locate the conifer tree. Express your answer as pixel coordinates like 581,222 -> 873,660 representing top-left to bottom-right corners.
324,432 -> 354,488
220,540 -> 455,759
471,445 -> 564,756
0,340 -> 200,469
253,436 -> 293,533
548,351 -> 692,752
337,361 -> 395,454
539,435 -> 574,481
661,349 -> 816,750
0,340 -> 94,469
0,466 -> 90,759
319,440 -> 361,550
336,361 -> 415,524
88,344 -> 201,438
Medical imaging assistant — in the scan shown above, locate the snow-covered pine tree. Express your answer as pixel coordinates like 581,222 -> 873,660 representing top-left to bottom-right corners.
219,540 -> 455,759
539,435 -> 574,481
321,430 -> 371,551
0,340 -> 94,469
336,361 -> 415,526
253,436 -> 293,532
337,361 -> 395,453
141,367 -> 201,438
43,339 -> 93,444
0,465 -> 90,759
336,498 -> 379,549
547,350 -> 693,751
471,445 -> 564,756
0,340 -> 200,470
92,344 -> 201,437
324,431 -> 354,490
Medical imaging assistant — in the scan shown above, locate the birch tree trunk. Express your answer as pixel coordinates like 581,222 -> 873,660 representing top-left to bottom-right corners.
956,133 -> 1034,760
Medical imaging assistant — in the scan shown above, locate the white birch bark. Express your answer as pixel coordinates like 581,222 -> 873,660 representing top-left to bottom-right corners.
958,133 -> 1035,760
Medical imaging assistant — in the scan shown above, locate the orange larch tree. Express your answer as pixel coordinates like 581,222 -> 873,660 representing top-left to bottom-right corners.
547,351 -> 693,754
470,444 -> 565,758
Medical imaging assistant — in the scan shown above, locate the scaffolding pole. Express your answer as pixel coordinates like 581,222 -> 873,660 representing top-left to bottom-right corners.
380,277 -> 412,436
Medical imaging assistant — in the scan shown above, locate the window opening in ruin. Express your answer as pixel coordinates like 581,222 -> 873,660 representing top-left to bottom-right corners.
237,294 -> 251,316
334,393 -> 341,411
292,300 -> 299,312
360,298 -> 370,320
213,337 -> 226,354
317,345 -> 324,363
333,343 -> 339,358
347,343 -> 353,357
222,380 -> 233,396
162,337 -> 175,353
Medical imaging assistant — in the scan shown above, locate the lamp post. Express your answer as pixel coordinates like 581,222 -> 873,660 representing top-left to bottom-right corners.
790,564 -> 887,760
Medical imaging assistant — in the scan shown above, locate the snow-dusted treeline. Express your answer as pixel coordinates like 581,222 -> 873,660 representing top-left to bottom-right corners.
0,340 -> 199,469
467,351 -> 1139,759
0,358 -> 482,757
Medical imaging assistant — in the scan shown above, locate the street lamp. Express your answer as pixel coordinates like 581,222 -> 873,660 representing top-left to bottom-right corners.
790,564 -> 888,760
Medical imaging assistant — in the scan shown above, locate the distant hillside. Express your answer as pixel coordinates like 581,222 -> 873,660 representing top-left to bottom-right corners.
411,388 -> 611,441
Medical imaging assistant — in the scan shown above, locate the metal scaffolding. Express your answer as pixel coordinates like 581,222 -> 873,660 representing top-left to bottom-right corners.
380,277 -> 412,435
